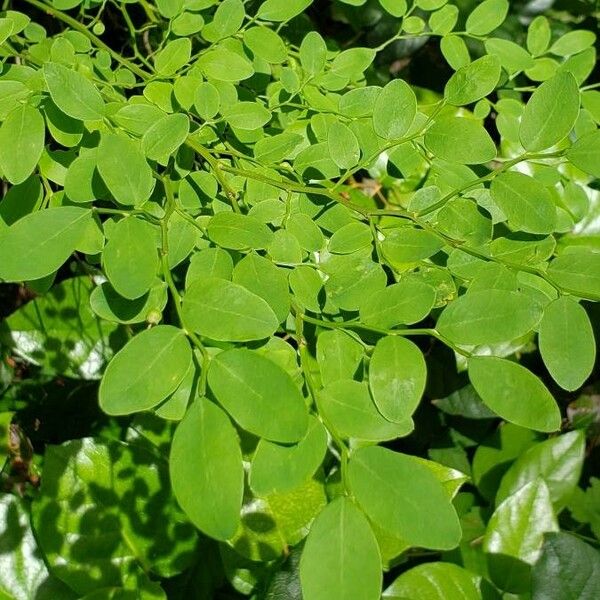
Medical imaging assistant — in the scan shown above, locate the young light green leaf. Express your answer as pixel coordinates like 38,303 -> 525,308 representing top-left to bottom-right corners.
97,133 -> 154,206
381,227 -> 444,265
468,357 -> 561,432
43,62 -> 104,121
437,290 -> 542,345
99,325 -> 192,415
243,26 -> 287,63
444,55 -> 501,106
318,380 -> 413,442
372,79 -> 417,140
567,130 -> 600,178
170,399 -> 244,541
327,121 -> 360,169
208,348 -> 309,442
527,16 -> 551,56
490,171 -> 556,234
0,104 -> 45,185
424,116 -> 496,164
520,72 -> 580,151
299,31 -> 327,75
539,296 -> 596,391
250,416 -> 327,495
222,101 -> 271,130
257,0 -> 312,22
299,497 -> 382,600
154,38 -> 191,76
0,206 -> 90,281
465,0 -> 508,36
197,48 -> 254,82
102,216 -> 158,300
207,212 -> 273,250
348,446 -> 462,550
496,430 -> 586,509
182,277 -> 279,342
369,336 -> 427,423
360,279 -> 436,328
142,113 -> 190,164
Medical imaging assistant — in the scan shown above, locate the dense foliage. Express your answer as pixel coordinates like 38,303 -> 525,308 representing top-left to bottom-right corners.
1,0 -> 600,598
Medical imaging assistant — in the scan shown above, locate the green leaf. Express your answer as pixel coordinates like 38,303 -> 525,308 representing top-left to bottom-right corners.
207,212 -> 273,250
243,26 -> 287,63
496,430 -> 586,509
327,121 -> 360,169
436,197 -> 492,245
154,38 -> 191,76
490,171 -> 556,234
484,38 -> 535,76
99,325 -> 192,415
102,216 -> 158,300
444,55 -> 501,106
532,533 -> 600,600
97,133 -> 154,206
197,48 -> 254,82
257,0 -> 312,22
299,31 -> 327,75
250,416 -> 327,495
170,399 -> 244,540
520,72 -> 580,151
202,0 -> 244,42
527,16 -> 551,56
369,336 -> 427,423
383,562 -> 482,600
32,437 -> 196,594
437,290 -> 542,345
539,296 -> 596,390
349,447 -> 461,549
43,62 -> 104,121
182,277 -> 279,341
465,0 -> 508,36
208,348 -> 309,442
433,384 -> 497,420
379,0 -> 407,17
372,79 -> 417,140
254,132 -> 304,163
0,494 -> 76,600
193,81 -> 220,119
0,206 -> 90,282
142,113 -> 190,164
222,101 -> 271,130
546,252 -> 600,298
232,253 -> 290,322
299,497 -> 382,600
318,380 -> 413,441
360,279 -> 436,328
328,222 -> 371,254
440,34 -> 470,70
468,357 -> 561,432
550,30 -> 596,57
381,227 -> 444,265
425,116 -> 496,164
185,247 -> 233,287
316,329 -> 364,385
0,104 -> 45,184
567,130 -> 600,177
483,480 -> 558,592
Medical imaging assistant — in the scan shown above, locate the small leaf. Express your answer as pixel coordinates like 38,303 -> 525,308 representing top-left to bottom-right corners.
369,336 -> 427,423
437,290 -> 542,345
154,38 -> 191,76
102,216 -> 158,300
250,416 -> 327,495
182,277 -> 279,342
197,48 -> 254,82
316,329 -> 364,385
328,222 -> 371,254
299,31 -> 327,75
348,446 -> 462,550
567,130 -> 600,178
372,79 -> 417,140
445,55 -> 501,106
520,72 -> 580,151
208,348 -> 309,442
257,0 -> 312,22
97,133 -> 154,206
207,212 -> 273,250
0,206 -> 90,281
425,116 -> 496,164
222,101 -> 272,130
539,296 -> 596,390
99,325 -> 192,415
465,0 -> 508,36
327,121 -> 360,169
547,252 -> 600,298
299,497 -> 382,600
0,104 -> 45,184
381,227 -> 444,265
142,113 -> 190,164
468,357 -> 561,432
43,62 -> 104,121
170,399 -> 244,541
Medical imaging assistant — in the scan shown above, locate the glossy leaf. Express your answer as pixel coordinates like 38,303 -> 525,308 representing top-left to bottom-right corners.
372,79 -> 417,140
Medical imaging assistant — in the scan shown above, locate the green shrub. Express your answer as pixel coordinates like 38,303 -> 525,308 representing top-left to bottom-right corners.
1,0 -> 600,598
